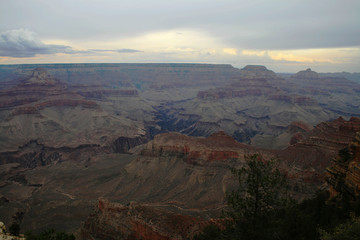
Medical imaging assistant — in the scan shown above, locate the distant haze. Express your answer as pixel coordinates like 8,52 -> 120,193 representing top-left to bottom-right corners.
0,0 -> 359,72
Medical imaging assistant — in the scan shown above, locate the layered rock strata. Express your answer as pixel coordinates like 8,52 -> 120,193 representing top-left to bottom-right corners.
81,199 -> 220,240
326,133 -> 360,198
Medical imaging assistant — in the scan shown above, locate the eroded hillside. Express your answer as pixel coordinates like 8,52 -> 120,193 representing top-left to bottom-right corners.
0,63 -> 360,238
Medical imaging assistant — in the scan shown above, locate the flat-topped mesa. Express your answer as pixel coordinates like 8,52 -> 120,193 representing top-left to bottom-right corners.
238,65 -> 278,79
292,68 -> 320,80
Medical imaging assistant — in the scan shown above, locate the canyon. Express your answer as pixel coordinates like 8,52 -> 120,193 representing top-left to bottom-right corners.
0,63 -> 359,239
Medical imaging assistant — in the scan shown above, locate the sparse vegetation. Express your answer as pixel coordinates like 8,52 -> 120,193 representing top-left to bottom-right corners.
195,153 -> 360,240
24,229 -> 75,240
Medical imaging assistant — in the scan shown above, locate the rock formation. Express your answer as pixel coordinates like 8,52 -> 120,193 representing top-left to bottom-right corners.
288,68 -> 360,117
81,199 -> 220,240
326,132 -> 360,198
276,117 -> 360,195
0,64 -> 360,238
1,117 -> 359,237
159,66 -> 334,147
292,68 -> 320,79
0,68 -> 146,152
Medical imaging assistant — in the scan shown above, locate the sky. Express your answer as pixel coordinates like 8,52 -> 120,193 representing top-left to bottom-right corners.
0,0 -> 359,72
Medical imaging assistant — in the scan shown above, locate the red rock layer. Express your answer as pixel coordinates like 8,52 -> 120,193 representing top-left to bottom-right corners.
141,131 -> 253,164
276,117 -> 360,185
81,199 -> 220,240
326,133 -> 360,198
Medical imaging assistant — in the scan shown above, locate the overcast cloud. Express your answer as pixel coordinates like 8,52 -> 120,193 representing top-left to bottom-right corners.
0,0 -> 359,72
0,29 -> 79,57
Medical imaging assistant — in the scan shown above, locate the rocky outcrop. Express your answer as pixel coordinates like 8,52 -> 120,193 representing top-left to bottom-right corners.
81,199 -> 220,240
326,133 -> 360,198
141,131 -> 252,164
276,117 -> 360,189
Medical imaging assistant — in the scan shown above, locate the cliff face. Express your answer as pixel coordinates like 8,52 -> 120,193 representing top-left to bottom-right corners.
142,131 -> 252,164
326,133 -> 360,198
276,117 -> 360,190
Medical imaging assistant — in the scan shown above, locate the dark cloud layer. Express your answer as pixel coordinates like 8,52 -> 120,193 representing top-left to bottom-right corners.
0,29 -> 77,57
91,49 -> 143,53
0,0 -> 358,72
1,0 -> 359,51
